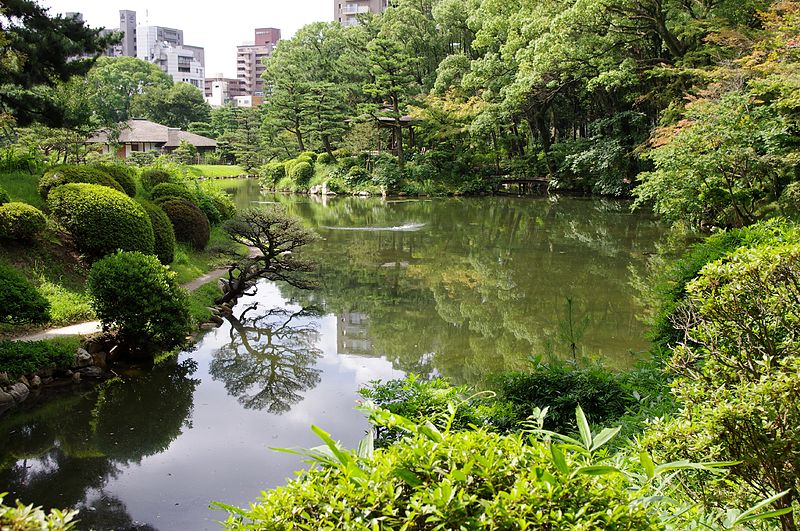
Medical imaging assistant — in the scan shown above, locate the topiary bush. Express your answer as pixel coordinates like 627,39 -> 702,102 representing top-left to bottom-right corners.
150,182 -> 197,204
159,199 -> 210,250
298,151 -> 318,162
0,186 -> 9,205
47,183 -> 155,260
87,251 -> 190,349
138,201 -> 176,265
139,168 -> 174,190
38,165 -> 124,198
258,161 -> 285,188
345,166 -> 370,186
0,263 -> 50,325
317,152 -> 334,165
0,202 -> 47,240
94,163 -> 137,197
289,161 -> 313,186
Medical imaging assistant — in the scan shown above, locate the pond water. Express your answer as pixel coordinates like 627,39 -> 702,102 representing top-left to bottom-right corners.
0,181 -> 665,530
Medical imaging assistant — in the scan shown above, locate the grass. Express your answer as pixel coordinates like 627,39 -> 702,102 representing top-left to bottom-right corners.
170,226 -> 247,285
37,281 -> 94,325
0,170 -> 45,209
186,165 -> 245,179
187,281 -> 222,325
0,336 -> 81,377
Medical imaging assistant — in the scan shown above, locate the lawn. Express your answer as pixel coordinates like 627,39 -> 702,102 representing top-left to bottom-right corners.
186,165 -> 245,179
0,170 -> 45,208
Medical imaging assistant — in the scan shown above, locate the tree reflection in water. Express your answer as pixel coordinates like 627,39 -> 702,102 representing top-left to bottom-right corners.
210,304 -> 323,413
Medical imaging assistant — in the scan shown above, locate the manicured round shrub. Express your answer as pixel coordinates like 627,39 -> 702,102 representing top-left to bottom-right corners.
0,186 -> 9,205
94,163 -> 137,197
0,202 -> 47,240
0,263 -> 50,325
38,165 -> 124,198
87,251 -> 190,349
289,161 -> 313,185
150,182 -> 197,204
206,188 -> 236,221
259,161 -> 286,187
317,152 -> 334,165
47,183 -> 155,260
139,200 -> 176,265
298,151 -> 318,162
140,168 -> 174,190
159,199 -> 210,250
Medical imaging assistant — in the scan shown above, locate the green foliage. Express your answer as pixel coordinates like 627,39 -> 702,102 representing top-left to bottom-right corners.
779,182 -> 800,220
0,186 -> 9,205
159,199 -> 210,250
47,183 -> 155,260
38,165 -> 124,198
317,152 -> 334,165
131,82 -> 211,130
93,163 -> 137,197
0,148 -> 44,175
0,263 -> 50,325
345,165 -> 370,186
288,161 -> 313,186
139,168 -> 175,190
0,337 -> 80,378
138,201 -> 177,265
37,281 -> 93,326
0,171 -> 44,209
359,376 -> 513,446
150,182 -> 197,204
217,424 -> 663,530
489,363 -> 634,433
186,280 -> 221,326
258,161 -> 286,187
0,202 -> 46,240
172,140 -> 199,165
646,239 -> 800,528
87,251 -> 190,349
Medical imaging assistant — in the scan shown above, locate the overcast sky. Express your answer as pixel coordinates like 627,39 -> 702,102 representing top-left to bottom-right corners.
38,0 -> 333,78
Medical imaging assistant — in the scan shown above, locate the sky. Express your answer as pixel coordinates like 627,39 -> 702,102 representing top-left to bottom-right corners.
38,0 -> 333,78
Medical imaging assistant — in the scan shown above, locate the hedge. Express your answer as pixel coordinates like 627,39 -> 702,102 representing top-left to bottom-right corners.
0,263 -> 50,325
38,165 -> 124,198
159,199 -> 210,250
0,337 -> 80,378
139,168 -> 174,190
94,163 -> 137,197
47,183 -> 154,260
150,182 -> 197,204
0,202 -> 47,240
138,200 -> 176,265
0,186 -> 9,205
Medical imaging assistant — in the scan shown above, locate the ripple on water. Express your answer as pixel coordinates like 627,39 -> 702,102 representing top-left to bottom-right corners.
321,223 -> 427,232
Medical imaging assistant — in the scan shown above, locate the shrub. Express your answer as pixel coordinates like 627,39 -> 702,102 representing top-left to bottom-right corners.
203,187 -> 236,221
140,168 -> 174,190
87,251 -> 190,349
38,165 -> 124,198
217,424 -> 661,529
0,337 -> 80,378
150,182 -> 197,204
345,166 -> 370,186
0,186 -> 9,205
93,163 -> 137,197
646,242 -> 800,528
288,161 -> 313,185
258,161 -> 285,187
488,363 -> 634,433
139,201 -> 176,264
298,151 -> 318,162
47,183 -> 155,260
0,263 -> 50,325
317,152 -> 334,165
0,493 -> 78,530
159,199 -> 210,250
0,202 -> 47,240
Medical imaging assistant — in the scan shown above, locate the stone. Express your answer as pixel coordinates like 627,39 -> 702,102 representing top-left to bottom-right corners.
92,351 -> 108,368
8,383 -> 29,403
72,372 -> 81,383
209,315 -> 224,325
309,184 -> 323,195
85,340 -> 105,355
29,375 -> 42,389
219,304 -> 233,315
200,323 -> 218,331
358,191 -> 371,197
36,367 -> 53,379
75,348 -> 93,368
18,375 -> 30,388
78,366 -> 104,379
0,372 -> 9,386
208,306 -> 220,317
42,377 -> 54,385
0,390 -> 13,406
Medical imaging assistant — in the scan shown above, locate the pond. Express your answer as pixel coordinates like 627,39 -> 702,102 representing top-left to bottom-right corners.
0,181 -> 665,530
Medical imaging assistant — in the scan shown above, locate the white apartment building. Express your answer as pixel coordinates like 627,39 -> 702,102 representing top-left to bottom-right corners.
136,25 -> 205,89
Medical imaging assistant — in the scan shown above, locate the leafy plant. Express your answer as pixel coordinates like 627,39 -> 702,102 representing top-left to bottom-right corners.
158,198 -> 210,250
0,263 -> 50,325
0,493 -> 78,530
0,202 -> 47,240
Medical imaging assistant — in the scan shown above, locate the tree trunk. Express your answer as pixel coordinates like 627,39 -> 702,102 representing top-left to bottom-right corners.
392,95 -> 405,168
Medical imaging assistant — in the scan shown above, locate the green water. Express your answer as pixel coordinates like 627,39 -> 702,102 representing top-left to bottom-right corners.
0,182 -> 665,530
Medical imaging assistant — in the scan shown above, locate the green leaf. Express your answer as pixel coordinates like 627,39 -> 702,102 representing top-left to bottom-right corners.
394,467 -> 423,487
576,465 -> 622,476
639,451 -> 655,480
732,490 -> 791,525
357,430 -> 374,459
575,406 -> 592,450
550,445 -> 569,475
311,424 -> 351,467
590,426 -> 620,452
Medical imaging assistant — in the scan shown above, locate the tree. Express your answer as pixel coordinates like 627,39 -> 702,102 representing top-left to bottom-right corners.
83,56 -> 172,126
0,0 -> 117,127
131,82 -> 211,129
217,207 -> 318,306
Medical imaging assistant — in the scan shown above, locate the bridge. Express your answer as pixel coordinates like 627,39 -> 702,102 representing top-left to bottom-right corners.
496,177 -> 550,195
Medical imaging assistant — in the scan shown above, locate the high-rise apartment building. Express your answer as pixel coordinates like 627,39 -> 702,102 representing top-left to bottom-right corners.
136,24 -> 205,89
204,75 -> 247,107
334,0 -> 390,26
236,28 -> 281,99
119,10 -> 137,56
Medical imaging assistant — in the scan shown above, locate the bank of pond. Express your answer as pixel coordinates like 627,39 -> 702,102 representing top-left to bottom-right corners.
0,177 -> 798,529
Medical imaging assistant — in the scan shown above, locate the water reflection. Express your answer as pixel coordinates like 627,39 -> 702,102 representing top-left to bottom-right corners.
0,358 -> 199,530
210,304 -> 323,413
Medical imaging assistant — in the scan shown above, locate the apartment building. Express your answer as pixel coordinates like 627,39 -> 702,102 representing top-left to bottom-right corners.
136,24 -> 205,89
334,0 -> 390,26
204,75 -> 247,107
119,10 -> 137,56
236,28 -> 281,98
